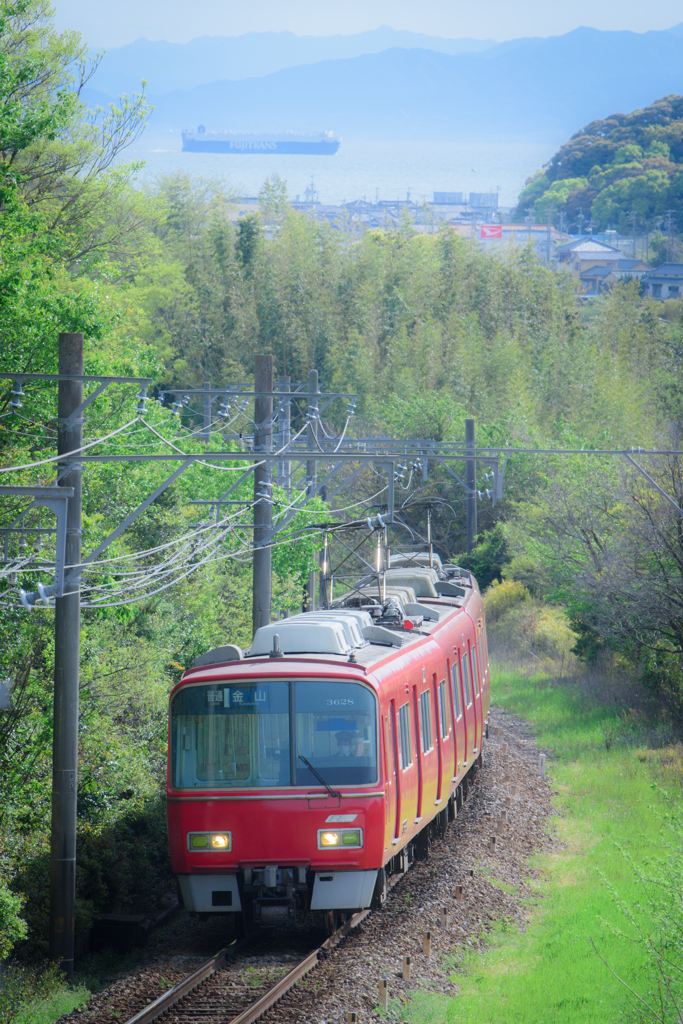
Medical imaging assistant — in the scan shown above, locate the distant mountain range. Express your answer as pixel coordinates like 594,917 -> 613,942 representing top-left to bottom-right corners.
83,23 -> 683,142
88,26 -> 496,96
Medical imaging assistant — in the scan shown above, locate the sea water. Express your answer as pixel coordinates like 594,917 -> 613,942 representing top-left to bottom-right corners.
123,131 -> 562,208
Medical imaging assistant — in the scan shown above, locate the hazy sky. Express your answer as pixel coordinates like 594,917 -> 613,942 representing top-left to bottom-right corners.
53,0 -> 683,48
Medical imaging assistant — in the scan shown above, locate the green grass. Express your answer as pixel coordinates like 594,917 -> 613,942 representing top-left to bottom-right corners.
401,668 -> 683,1024
14,986 -> 90,1024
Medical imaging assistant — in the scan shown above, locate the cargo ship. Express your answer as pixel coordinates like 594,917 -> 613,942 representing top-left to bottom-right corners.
181,126 -> 340,155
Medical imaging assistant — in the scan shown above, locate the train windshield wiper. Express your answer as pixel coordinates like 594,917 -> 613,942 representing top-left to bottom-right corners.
298,754 -> 340,799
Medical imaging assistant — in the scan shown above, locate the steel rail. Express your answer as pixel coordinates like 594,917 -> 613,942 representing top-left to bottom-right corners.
123,944 -> 232,1024
121,905 -> 374,1024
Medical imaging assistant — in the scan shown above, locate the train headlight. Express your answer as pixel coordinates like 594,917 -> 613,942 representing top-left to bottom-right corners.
188,832 -> 232,852
317,828 -> 363,849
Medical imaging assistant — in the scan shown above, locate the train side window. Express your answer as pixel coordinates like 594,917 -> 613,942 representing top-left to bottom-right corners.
471,647 -> 480,697
397,703 -> 413,769
418,690 -> 433,753
438,680 -> 449,737
461,654 -> 472,707
451,662 -> 462,719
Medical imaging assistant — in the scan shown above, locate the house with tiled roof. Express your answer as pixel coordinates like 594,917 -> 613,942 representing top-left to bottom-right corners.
579,258 -> 650,295
555,236 -> 625,281
641,263 -> 683,300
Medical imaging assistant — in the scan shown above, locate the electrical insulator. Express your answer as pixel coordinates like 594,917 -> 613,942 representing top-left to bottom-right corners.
10,382 -> 24,410
135,390 -> 148,416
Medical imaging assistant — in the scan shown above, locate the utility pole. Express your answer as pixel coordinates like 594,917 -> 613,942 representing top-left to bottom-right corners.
665,209 -> 676,261
277,375 -> 291,497
627,211 -> 637,259
466,418 -> 477,556
202,380 -> 211,444
546,205 -> 553,265
50,333 -> 83,982
252,355 -> 273,635
305,369 -> 319,611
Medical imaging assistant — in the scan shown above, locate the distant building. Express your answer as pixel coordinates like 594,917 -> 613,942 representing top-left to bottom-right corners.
469,192 -> 498,210
579,259 -> 651,295
641,263 -> 683,300
433,192 -> 465,204
554,236 -> 624,280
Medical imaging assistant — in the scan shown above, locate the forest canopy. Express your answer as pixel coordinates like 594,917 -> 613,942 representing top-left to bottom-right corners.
515,94 -> 683,234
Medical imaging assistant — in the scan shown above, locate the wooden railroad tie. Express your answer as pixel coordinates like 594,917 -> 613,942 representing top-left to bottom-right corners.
379,979 -> 389,1010
402,955 -> 411,981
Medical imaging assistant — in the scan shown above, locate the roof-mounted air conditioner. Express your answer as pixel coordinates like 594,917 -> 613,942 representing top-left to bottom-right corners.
249,621 -> 352,657
193,644 -> 243,668
287,611 -> 369,648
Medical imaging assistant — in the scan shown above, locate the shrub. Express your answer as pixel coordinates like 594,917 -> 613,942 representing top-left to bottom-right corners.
484,579 -> 529,624
487,591 -> 578,669
11,796 -> 172,960
456,525 -> 510,591
0,880 -> 27,959
0,961 -> 65,1024
503,555 -> 548,597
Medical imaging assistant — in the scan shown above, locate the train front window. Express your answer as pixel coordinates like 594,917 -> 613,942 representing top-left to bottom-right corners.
171,680 -> 377,789
172,682 -> 290,789
295,682 -> 378,786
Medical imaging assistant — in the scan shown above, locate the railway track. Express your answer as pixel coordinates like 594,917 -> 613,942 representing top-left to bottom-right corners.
123,908 -> 371,1024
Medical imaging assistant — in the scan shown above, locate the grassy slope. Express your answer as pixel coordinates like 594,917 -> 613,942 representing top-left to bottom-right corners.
405,668 -> 683,1024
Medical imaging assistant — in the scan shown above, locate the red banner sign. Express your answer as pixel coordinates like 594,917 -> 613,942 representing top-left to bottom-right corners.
480,224 -> 503,239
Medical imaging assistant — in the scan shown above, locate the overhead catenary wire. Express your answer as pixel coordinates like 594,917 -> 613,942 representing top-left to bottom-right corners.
141,419 -> 268,472
76,484 -> 391,604
0,418 -> 141,473
4,482 -> 388,610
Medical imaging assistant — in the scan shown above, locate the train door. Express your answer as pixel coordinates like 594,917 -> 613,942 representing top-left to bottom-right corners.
460,648 -> 475,768
481,623 -> 491,717
388,701 -> 401,844
434,674 -> 450,802
449,655 -> 467,780
383,712 -> 391,843
471,642 -> 483,756
417,680 -> 437,811
412,685 -> 423,819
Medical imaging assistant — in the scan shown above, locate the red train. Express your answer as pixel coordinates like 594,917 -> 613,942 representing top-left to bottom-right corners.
167,557 -> 489,930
